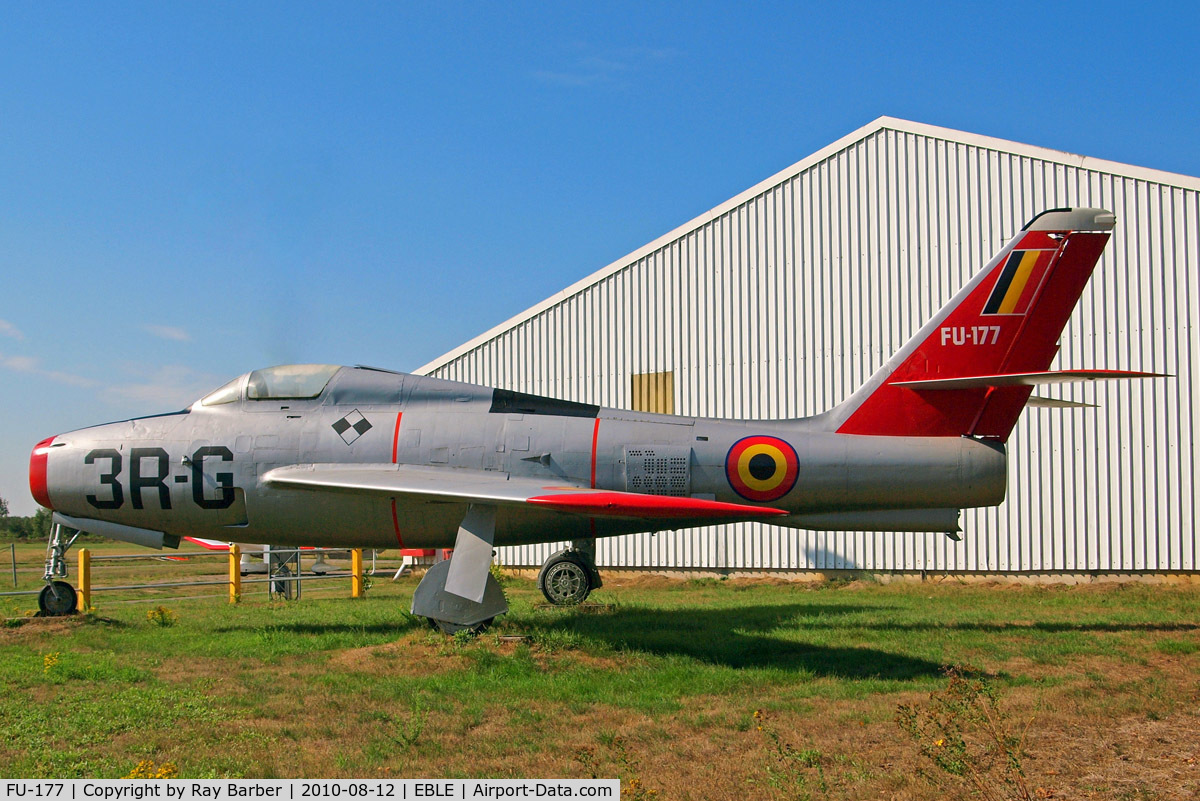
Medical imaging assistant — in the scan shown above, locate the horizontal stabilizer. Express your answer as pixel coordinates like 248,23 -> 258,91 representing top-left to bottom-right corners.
891,369 -> 1166,390
1026,396 -> 1097,409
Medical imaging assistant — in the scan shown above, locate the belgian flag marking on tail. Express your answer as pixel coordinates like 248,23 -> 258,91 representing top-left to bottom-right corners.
982,249 -> 1055,316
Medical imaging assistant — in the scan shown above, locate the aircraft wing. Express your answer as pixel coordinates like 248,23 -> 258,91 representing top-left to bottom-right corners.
262,463 -> 788,521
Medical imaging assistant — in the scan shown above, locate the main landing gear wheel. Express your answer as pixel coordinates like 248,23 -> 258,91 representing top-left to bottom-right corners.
538,552 -> 597,605
38,581 -> 78,616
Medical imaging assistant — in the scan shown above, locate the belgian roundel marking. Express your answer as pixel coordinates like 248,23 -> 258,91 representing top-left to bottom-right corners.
725,435 -> 798,502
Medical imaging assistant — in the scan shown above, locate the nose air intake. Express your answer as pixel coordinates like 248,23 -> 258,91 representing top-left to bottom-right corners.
30,436 -> 56,510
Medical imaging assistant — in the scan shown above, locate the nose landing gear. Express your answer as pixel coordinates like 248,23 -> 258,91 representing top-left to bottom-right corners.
39,522 -> 81,616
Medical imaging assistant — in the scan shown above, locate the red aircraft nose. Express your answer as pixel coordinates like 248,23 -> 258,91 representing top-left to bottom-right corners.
30,436 -> 56,510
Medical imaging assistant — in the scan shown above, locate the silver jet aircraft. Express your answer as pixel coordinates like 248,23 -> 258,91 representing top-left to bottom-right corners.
28,208 -> 1158,631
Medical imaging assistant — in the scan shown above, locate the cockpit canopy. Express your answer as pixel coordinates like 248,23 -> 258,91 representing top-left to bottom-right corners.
200,364 -> 342,406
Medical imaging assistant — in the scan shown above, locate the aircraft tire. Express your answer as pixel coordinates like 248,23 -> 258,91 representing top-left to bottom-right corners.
539,555 -> 592,605
38,581 -> 78,616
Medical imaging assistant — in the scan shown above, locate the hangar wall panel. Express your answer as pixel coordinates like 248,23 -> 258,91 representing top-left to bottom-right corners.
422,119 -> 1200,574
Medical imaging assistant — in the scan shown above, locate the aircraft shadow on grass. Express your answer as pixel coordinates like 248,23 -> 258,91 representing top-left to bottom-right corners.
205,599 -> 1192,681
207,602 -> 941,679
534,602 -> 945,679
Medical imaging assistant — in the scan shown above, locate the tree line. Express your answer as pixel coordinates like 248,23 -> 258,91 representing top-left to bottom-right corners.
1,496 -> 109,543
0,495 -> 57,540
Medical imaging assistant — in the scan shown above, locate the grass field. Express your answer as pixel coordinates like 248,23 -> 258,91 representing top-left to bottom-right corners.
1,541 -> 1198,799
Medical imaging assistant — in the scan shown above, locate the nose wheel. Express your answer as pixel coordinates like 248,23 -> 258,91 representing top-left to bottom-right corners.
38,581 -> 78,616
39,521 -> 81,616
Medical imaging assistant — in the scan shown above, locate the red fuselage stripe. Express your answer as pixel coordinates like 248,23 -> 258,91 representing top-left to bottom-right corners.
589,418 -> 600,537
390,412 -> 405,547
391,411 -> 403,463
590,418 -> 600,488
391,498 -> 405,549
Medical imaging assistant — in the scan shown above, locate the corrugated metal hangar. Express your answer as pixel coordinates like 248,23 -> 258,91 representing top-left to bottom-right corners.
417,117 -> 1199,576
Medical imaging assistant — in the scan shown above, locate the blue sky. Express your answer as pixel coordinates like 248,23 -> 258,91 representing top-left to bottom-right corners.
2,1 -> 1197,515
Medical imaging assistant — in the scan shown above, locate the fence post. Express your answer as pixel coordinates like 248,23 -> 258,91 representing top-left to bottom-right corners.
229,544 -> 241,604
77,548 -> 91,612
352,549 -> 363,598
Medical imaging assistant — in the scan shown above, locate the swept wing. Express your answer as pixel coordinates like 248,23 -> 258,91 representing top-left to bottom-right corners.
262,463 -> 788,521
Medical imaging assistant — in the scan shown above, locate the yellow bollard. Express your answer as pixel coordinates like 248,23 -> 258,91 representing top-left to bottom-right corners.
351,549 -> 363,598
228,543 -> 241,604
77,548 -> 91,612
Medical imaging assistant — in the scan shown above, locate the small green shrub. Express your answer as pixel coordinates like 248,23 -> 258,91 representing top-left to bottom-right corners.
146,606 -> 177,627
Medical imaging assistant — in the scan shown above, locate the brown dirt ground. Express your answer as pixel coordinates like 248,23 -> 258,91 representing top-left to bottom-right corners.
109,633 -> 1196,799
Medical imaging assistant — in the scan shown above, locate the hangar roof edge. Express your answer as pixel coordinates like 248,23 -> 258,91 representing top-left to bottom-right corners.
414,116 -> 1200,376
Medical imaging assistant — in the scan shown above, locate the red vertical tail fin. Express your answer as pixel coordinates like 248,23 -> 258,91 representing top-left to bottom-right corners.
829,208 -> 1115,440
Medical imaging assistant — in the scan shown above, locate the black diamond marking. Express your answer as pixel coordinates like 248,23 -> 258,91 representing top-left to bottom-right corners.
333,410 -> 372,445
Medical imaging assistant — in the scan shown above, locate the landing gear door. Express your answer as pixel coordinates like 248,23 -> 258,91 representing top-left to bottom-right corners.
623,446 -> 692,496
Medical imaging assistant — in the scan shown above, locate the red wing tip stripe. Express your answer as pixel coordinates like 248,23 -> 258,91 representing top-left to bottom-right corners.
183,537 -> 231,551
527,492 -> 788,519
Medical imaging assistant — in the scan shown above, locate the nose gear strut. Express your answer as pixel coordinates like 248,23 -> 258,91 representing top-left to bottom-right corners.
39,522 -> 81,616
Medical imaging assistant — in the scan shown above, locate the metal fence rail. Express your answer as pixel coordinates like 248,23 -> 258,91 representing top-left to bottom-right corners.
3,545 -> 367,612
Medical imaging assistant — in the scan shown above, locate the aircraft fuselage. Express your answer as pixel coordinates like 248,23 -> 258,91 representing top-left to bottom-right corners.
34,368 -> 1006,550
